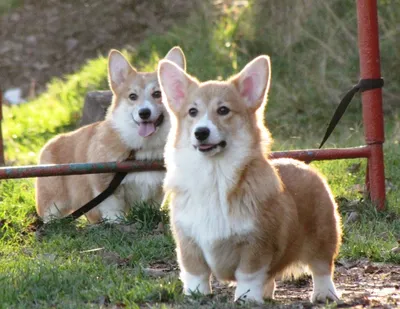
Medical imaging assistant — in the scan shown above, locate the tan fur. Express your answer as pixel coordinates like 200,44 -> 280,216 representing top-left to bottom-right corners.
36,47 -> 185,223
36,120 -> 130,222
159,55 -> 342,302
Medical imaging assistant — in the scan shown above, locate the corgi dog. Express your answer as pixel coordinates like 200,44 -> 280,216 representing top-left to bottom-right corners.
36,47 -> 186,223
158,55 -> 342,303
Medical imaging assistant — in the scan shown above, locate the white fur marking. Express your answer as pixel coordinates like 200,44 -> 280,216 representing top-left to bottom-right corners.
94,190 -> 124,223
191,113 -> 222,146
122,170 -> 164,203
311,274 -> 339,303
180,270 -> 211,295
43,202 -> 64,223
234,267 -> 267,303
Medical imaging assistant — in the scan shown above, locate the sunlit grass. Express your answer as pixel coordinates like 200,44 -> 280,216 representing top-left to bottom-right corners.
0,1 -> 399,307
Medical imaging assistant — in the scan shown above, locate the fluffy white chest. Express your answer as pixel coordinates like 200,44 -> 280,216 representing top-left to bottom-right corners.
173,192 -> 254,273
121,148 -> 165,203
168,149 -> 255,266
122,171 -> 164,201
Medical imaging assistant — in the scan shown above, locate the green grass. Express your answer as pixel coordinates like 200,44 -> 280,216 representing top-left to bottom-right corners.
1,1 -> 400,307
0,0 -> 22,15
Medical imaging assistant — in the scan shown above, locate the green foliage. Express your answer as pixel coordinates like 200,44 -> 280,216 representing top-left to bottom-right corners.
1,1 -> 399,307
0,0 -> 22,15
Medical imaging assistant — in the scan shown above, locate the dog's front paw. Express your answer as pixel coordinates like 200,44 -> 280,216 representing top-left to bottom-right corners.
311,289 -> 340,303
181,271 -> 211,296
311,275 -> 340,303
234,288 -> 264,304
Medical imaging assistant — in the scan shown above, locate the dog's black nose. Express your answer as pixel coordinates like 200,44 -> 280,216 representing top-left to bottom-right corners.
194,127 -> 210,141
138,108 -> 151,120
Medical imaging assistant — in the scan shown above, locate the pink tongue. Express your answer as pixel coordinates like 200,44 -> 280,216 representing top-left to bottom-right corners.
138,122 -> 156,137
199,144 -> 214,150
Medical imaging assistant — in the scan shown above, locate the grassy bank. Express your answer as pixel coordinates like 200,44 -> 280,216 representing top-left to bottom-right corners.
0,1 -> 399,307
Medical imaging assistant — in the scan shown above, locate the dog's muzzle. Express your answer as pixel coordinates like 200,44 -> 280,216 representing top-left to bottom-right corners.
195,141 -> 227,153
133,113 -> 164,138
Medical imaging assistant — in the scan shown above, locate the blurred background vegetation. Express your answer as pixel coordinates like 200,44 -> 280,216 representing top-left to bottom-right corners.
0,2 -> 399,307
1,0 -> 399,164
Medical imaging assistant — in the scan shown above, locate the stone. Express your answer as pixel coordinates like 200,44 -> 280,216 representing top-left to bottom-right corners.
79,90 -> 113,127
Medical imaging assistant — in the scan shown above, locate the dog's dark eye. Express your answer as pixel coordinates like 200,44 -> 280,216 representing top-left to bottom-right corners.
129,93 -> 138,101
217,106 -> 230,115
188,108 -> 198,117
152,91 -> 161,99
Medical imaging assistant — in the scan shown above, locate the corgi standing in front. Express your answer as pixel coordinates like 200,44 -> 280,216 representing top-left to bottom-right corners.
36,47 -> 186,223
158,55 -> 342,303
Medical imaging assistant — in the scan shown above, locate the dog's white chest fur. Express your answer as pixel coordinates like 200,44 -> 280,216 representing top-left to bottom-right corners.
122,171 -> 164,202
166,148 -> 255,265
121,148 -> 165,203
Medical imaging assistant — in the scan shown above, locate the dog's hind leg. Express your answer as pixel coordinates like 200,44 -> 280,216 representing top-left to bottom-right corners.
36,176 -> 71,223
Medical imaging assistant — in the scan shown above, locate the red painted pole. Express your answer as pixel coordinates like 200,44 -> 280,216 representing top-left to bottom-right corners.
356,0 -> 386,209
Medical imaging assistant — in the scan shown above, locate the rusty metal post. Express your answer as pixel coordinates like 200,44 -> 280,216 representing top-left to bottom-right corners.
357,0 -> 386,209
0,89 -> 5,166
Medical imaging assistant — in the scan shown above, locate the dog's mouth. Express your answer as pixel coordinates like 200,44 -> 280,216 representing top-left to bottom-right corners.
195,141 -> 227,153
134,114 -> 164,138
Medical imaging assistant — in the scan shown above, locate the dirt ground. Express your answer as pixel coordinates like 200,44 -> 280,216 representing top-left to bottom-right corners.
0,0 -> 197,98
275,260 -> 400,308
145,258 -> 400,308
2,1 -> 400,307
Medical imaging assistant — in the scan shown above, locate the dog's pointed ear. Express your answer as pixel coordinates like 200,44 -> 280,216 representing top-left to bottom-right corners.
232,56 -> 271,111
158,59 -> 191,113
108,50 -> 136,93
164,46 -> 186,71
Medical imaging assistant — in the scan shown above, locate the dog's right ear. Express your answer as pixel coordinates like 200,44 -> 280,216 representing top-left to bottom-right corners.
164,46 -> 186,71
108,50 -> 136,93
158,59 -> 191,113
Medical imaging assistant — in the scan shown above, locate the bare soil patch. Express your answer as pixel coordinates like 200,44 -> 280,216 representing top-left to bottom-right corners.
0,0 -> 196,97
273,260 -> 400,308
144,259 -> 400,308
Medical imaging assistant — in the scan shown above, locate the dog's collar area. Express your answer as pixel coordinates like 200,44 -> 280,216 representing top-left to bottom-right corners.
195,141 -> 227,152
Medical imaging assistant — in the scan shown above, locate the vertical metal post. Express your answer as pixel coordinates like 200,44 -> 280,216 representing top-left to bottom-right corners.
357,0 -> 386,209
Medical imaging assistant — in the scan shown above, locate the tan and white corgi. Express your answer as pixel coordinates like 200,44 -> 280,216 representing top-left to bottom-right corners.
36,47 -> 186,223
158,55 -> 342,303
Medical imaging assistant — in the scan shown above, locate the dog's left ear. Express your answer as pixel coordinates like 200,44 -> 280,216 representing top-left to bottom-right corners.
232,56 -> 271,111
164,46 -> 186,71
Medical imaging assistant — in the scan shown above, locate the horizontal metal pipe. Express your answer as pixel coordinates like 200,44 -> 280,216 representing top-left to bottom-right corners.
0,160 -> 165,180
0,146 -> 371,180
270,146 -> 371,161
